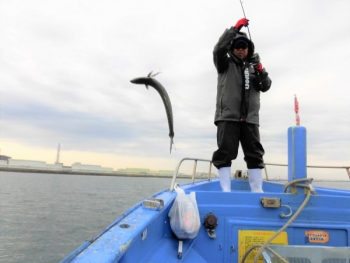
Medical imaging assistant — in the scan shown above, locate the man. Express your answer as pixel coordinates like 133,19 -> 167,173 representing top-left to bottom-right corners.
212,18 -> 272,192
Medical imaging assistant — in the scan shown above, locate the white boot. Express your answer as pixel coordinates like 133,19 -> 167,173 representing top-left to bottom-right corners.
218,167 -> 231,192
248,169 -> 264,192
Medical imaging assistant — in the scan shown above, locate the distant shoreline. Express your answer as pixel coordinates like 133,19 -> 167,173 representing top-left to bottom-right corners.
0,167 -> 191,178
1,167 -> 348,182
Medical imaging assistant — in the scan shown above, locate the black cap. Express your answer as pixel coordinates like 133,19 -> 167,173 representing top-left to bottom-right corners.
234,39 -> 248,46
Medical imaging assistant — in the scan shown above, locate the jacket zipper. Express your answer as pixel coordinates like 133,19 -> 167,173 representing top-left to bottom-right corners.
240,63 -> 246,121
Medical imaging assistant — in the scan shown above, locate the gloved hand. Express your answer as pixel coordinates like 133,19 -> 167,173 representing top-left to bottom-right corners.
251,53 -> 260,65
234,18 -> 249,31
251,53 -> 263,72
254,63 -> 263,72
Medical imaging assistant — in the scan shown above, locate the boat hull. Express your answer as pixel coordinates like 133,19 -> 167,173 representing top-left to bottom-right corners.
60,179 -> 350,262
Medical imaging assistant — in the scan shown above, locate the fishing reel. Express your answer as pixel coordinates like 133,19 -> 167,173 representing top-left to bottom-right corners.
251,53 -> 264,88
250,53 -> 260,66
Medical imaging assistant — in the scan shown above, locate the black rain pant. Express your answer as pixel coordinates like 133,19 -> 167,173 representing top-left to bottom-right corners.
212,121 -> 265,169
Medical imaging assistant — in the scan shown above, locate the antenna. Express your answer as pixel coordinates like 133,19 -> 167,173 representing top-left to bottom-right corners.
55,143 -> 60,164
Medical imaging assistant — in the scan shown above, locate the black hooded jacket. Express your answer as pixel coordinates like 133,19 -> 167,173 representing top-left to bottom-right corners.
213,27 -> 272,126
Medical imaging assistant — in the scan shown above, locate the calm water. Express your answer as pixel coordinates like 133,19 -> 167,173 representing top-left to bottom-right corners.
0,172 -> 349,263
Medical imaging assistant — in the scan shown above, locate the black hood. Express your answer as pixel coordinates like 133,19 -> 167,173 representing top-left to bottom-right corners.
229,32 -> 255,62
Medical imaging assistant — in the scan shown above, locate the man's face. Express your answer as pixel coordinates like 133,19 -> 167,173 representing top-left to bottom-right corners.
232,42 -> 248,60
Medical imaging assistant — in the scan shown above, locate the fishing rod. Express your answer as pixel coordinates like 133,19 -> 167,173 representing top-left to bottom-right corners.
239,0 -> 263,88
239,0 -> 252,41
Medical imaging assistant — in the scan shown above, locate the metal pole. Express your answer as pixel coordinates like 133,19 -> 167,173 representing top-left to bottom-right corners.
192,160 -> 197,183
208,162 -> 212,180
264,165 -> 269,181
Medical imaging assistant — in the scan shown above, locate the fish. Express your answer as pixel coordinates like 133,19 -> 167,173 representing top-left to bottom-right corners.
130,72 -> 175,153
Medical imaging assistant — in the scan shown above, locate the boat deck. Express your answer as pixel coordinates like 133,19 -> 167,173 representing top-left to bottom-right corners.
62,178 -> 350,263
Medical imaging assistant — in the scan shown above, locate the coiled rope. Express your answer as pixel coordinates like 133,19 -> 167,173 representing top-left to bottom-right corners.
241,178 -> 313,263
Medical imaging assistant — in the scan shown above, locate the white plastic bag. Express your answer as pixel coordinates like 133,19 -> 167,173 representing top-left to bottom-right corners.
168,186 -> 200,239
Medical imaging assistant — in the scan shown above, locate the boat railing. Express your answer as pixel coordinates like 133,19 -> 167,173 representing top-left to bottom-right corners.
264,163 -> 350,181
170,158 -> 213,191
169,159 -> 350,191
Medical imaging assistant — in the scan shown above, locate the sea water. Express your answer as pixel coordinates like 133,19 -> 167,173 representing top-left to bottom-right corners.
0,171 -> 349,263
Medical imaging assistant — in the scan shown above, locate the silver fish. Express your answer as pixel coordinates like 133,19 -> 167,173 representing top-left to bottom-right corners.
130,72 -> 175,153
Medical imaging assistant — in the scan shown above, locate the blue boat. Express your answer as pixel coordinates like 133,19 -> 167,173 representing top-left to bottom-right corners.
60,127 -> 350,263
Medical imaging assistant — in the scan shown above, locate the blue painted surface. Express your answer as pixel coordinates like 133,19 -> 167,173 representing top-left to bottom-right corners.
60,178 -> 350,263
288,126 -> 307,182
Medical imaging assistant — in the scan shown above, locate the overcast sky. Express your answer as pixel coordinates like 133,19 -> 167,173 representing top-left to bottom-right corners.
1,0 -> 350,179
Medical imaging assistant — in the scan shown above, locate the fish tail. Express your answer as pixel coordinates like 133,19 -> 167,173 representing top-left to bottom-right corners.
170,137 -> 176,153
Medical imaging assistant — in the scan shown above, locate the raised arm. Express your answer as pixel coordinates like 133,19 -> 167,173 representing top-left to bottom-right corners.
213,18 -> 249,73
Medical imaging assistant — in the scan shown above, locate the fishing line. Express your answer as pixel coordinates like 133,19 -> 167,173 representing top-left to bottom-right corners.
239,0 -> 252,41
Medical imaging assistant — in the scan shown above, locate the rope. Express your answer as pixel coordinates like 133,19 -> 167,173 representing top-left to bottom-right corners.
241,178 -> 313,263
283,178 -> 313,193
241,245 -> 289,263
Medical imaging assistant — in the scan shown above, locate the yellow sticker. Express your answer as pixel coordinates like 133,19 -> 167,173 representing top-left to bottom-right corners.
305,230 -> 329,243
238,230 -> 288,263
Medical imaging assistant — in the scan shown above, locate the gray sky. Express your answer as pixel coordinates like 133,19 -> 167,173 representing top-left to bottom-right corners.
1,0 -> 350,179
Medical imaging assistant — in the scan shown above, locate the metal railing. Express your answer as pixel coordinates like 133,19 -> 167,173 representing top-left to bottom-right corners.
169,158 -> 213,191
264,163 -> 350,181
169,159 -> 350,190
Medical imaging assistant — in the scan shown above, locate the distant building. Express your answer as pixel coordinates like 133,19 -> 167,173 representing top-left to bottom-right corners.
117,168 -> 151,175
0,155 -> 11,161
158,170 -> 174,176
196,172 -> 218,178
1,158 -> 62,171
72,163 -> 101,171
8,159 -> 46,168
